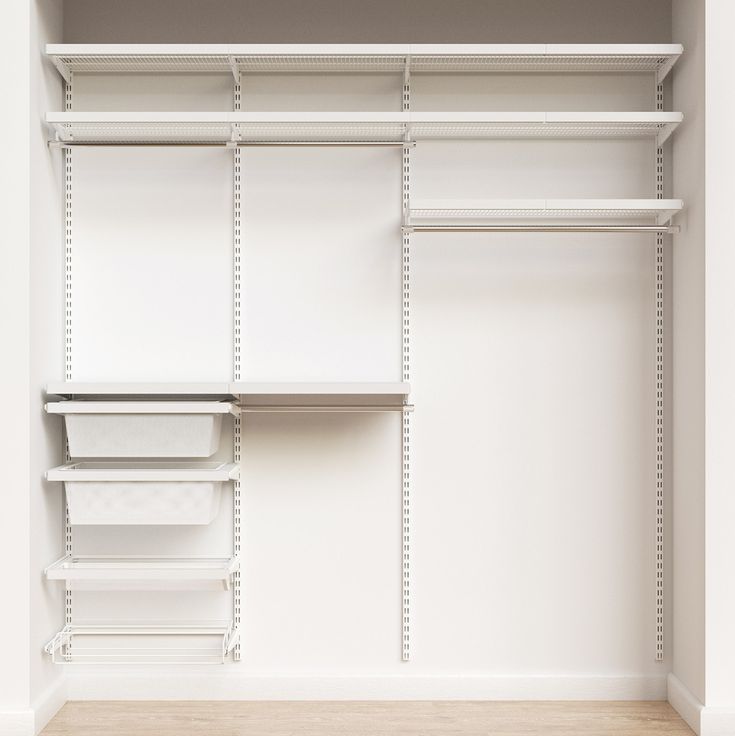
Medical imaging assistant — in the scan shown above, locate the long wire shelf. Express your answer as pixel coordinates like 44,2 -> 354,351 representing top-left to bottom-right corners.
408,198 -> 684,232
44,620 -> 239,664
45,555 -> 240,591
46,112 -> 682,145
46,44 -> 683,81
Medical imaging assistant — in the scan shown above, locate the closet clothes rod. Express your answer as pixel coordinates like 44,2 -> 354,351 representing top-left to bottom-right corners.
48,141 -> 412,148
407,225 -> 679,234
240,405 -> 414,413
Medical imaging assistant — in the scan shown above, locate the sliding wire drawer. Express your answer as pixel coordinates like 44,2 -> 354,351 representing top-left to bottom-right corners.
45,401 -> 238,458
46,461 -> 239,525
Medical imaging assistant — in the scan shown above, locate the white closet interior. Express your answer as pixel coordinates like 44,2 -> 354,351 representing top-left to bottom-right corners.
35,28 -> 686,694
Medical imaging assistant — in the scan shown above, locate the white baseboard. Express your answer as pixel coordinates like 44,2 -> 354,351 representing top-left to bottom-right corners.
0,710 -> 34,736
667,673 -> 735,736
66,673 -> 666,701
668,673 -> 703,734
31,677 -> 67,735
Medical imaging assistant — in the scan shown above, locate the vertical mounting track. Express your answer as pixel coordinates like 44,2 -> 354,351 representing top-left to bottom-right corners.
654,80 -> 665,662
401,58 -> 411,662
64,75 -> 74,640
232,72 -> 243,662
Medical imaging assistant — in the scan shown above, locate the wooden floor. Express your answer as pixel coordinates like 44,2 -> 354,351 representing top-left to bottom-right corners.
42,701 -> 694,736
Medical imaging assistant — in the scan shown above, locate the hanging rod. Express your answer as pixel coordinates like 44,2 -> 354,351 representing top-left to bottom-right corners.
240,404 -> 414,413
406,224 -> 679,234
48,140 -> 412,149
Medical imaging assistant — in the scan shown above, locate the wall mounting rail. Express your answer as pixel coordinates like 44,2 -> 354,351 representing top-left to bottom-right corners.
45,112 -> 682,146
46,43 -> 683,81
44,621 -> 239,664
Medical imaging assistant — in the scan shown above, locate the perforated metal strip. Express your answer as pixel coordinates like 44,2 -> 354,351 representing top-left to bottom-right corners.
64,75 -> 73,651
401,60 -> 411,662
655,81 -> 665,662
233,75 -> 243,662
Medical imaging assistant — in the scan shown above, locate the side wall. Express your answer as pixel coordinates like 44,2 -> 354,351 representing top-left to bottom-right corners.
0,0 -> 33,730
29,0 -> 66,733
670,0 -> 706,709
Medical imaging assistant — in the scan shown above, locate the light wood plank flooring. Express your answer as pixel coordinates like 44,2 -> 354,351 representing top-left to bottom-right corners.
42,701 -> 694,735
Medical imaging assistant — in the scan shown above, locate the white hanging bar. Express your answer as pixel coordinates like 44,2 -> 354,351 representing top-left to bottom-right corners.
45,111 -> 682,146
46,43 -> 683,80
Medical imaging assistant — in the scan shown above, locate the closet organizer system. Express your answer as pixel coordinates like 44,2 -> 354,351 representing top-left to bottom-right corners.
42,43 -> 683,665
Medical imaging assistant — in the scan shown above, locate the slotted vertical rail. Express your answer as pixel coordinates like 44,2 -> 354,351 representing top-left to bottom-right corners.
64,75 -> 74,648
401,59 -> 411,662
655,80 -> 665,662
232,74 -> 243,662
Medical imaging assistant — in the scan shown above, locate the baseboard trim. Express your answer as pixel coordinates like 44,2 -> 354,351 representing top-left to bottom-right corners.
667,673 -> 703,734
0,710 -> 34,736
31,677 -> 67,735
66,673 -> 666,701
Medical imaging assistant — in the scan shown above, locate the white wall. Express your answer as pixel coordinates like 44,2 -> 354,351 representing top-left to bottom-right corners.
0,0 -> 33,729
704,0 -> 735,718
29,0 -> 66,731
52,0 -> 676,701
670,0 -> 706,709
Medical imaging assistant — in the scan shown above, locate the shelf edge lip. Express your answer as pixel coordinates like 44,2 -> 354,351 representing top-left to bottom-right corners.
44,400 -> 235,414
45,461 -> 239,482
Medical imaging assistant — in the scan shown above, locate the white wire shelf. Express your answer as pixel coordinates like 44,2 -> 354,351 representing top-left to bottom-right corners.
45,112 -> 683,146
408,198 -> 683,230
45,555 -> 240,591
44,620 -> 239,664
46,44 -> 683,82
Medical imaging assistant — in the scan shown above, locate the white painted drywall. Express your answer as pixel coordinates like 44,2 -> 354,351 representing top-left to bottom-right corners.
58,23 -> 672,698
705,0 -> 735,715
0,0 -> 33,724
671,0 -> 706,708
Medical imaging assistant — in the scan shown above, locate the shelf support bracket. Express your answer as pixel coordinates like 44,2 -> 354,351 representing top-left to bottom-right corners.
228,55 -> 241,85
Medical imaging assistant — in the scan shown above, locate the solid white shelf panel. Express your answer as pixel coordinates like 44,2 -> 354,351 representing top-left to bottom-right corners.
46,43 -> 683,80
46,112 -> 682,145
232,382 -> 411,411
45,555 -> 240,591
44,620 -> 239,664
409,198 -> 684,226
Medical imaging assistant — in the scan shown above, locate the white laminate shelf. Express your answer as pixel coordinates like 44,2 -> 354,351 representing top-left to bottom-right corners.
45,111 -> 682,145
46,44 -> 683,81
45,555 -> 240,591
46,382 -> 412,411
408,198 -> 684,230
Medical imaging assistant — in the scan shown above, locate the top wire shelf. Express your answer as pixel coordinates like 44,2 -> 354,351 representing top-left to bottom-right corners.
46,44 -> 683,82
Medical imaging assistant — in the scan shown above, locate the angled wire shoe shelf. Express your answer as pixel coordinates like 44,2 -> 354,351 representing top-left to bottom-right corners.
44,620 -> 239,665
44,42 -> 682,665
